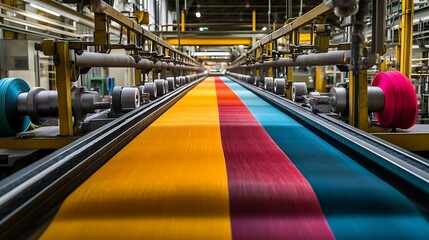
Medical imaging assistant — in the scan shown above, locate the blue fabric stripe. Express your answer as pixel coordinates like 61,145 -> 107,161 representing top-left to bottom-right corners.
221,76 -> 429,239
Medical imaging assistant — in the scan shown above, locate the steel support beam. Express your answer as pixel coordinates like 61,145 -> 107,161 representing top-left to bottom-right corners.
248,3 -> 332,53
166,37 -> 252,46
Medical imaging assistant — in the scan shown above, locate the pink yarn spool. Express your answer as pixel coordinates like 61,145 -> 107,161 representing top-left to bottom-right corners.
371,70 -> 418,129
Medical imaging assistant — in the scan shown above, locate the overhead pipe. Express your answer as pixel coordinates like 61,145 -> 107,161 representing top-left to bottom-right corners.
74,52 -> 203,71
228,50 -> 350,70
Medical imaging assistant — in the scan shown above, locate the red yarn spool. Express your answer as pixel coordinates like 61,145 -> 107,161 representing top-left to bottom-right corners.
371,70 -> 418,129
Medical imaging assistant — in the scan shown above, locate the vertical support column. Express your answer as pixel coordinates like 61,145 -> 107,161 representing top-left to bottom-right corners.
267,43 -> 273,77
181,10 -> 185,32
55,41 -> 73,136
0,28 -> 5,78
348,70 -> 368,131
400,0 -> 414,78
94,13 -> 109,52
315,66 -> 325,92
252,10 -> 256,31
286,66 -> 293,99
135,69 -> 142,85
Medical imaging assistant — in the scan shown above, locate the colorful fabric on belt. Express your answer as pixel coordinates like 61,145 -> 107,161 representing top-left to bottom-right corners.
215,78 -> 333,239
220,76 -> 429,239
42,77 -> 232,239
41,76 -> 429,239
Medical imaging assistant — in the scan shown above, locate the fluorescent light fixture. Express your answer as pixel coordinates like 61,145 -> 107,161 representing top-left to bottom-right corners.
195,11 -> 201,18
193,52 -> 230,57
262,27 -> 267,31
30,3 -> 60,17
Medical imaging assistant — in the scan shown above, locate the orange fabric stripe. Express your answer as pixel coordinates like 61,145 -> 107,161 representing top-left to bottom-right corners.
41,77 -> 232,239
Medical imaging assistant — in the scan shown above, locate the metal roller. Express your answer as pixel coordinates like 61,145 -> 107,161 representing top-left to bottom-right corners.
174,77 -> 181,88
274,78 -> 286,95
120,87 -> 140,110
264,77 -> 274,91
292,82 -> 308,102
185,76 -> 191,84
16,85 -> 107,123
143,82 -> 157,100
249,76 -> 257,85
154,79 -> 166,97
163,80 -> 169,94
111,86 -> 123,113
330,87 -> 347,113
179,76 -> 187,86
367,86 -> 385,113
138,85 -> 145,98
166,77 -> 175,91
330,86 -> 384,113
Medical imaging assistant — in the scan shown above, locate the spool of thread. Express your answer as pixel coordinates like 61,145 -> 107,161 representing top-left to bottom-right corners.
372,70 -> 417,129
292,82 -> 308,102
0,78 -> 31,137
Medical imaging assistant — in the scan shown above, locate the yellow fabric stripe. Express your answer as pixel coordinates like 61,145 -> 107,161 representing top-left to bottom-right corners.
41,77 -> 231,240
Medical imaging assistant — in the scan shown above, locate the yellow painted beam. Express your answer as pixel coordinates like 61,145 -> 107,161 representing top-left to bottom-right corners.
0,138 -> 75,149
166,37 -> 252,46
400,0 -> 414,78
135,68 -> 142,85
299,33 -> 311,44
372,133 -> 429,151
349,70 -> 368,131
315,66 -> 325,92
55,41 -> 74,136
181,10 -> 185,32
252,10 -> 256,31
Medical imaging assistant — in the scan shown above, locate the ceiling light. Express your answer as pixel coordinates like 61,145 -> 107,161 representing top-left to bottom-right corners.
199,27 -> 204,31
262,27 -> 267,31
30,3 -> 60,17
195,11 -> 201,18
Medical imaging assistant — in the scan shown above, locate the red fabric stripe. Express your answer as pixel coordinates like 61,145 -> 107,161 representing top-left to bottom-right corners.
215,78 -> 334,240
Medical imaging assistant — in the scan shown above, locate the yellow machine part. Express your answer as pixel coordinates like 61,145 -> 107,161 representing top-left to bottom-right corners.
41,77 -> 232,239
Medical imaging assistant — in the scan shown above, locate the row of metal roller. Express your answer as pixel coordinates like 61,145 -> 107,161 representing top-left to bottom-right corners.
112,73 -> 206,112
227,70 -> 418,129
226,72 -> 286,95
0,73 -> 206,137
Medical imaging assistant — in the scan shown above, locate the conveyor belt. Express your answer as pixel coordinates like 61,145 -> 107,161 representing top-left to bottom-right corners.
41,76 -> 429,239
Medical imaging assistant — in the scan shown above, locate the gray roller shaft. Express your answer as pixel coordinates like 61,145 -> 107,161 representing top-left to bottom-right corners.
93,102 -> 111,109
75,52 -> 137,68
75,52 -> 203,71
233,50 -> 350,70
368,86 -> 384,113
